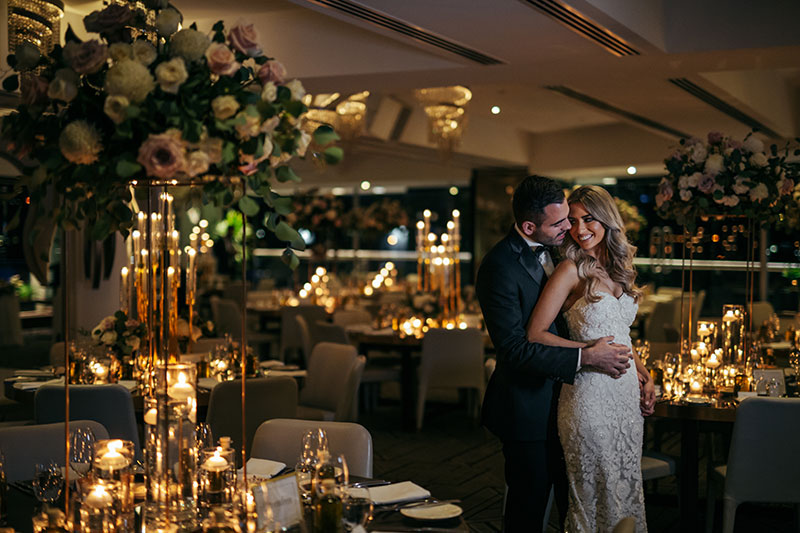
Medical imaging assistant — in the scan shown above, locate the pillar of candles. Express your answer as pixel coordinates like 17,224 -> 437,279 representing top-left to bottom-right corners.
120,266 -> 129,315
415,221 -> 425,291
452,209 -> 461,314
426,232 -> 436,292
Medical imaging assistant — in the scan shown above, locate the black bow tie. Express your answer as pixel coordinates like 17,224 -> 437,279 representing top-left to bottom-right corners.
531,245 -> 551,259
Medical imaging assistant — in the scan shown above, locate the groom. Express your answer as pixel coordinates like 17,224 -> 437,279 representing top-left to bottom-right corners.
478,175 -> 632,532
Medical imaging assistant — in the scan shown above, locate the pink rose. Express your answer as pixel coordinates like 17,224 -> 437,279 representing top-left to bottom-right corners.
258,60 -> 286,85
227,22 -> 262,56
137,132 -> 186,179
779,177 -> 794,195
697,174 -> 716,194
657,179 -> 673,201
205,43 -> 240,76
707,131 -> 723,144
20,74 -> 49,106
63,40 -> 108,75
83,4 -> 134,34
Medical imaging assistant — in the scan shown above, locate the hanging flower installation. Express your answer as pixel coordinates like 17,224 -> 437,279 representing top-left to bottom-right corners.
1,2 -> 341,267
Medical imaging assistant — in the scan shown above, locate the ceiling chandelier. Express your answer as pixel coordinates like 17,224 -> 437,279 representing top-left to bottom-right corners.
303,91 -> 370,143
414,85 -> 472,158
7,0 -> 64,54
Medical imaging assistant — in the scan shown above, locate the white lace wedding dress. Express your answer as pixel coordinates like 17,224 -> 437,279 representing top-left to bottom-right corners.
559,291 -> 647,533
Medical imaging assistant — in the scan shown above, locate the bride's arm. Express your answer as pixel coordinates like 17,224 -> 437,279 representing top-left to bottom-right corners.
526,260 -> 584,348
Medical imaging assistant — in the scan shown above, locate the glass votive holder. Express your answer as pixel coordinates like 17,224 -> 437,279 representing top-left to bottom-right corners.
92,439 -> 134,529
80,483 -> 117,533
199,447 -> 237,515
32,508 -> 66,533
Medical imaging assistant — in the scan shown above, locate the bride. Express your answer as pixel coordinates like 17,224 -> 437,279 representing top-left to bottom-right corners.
526,185 -> 653,532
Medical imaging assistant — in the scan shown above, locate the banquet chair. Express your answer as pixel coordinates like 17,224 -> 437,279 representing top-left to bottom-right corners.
251,418 -> 373,478
188,337 -> 227,355
314,322 -> 350,345
210,296 -> 276,358
332,309 -> 372,327
297,342 -> 365,422
294,315 -> 314,368
749,300 -> 775,331
34,384 -> 141,459
49,342 -> 66,367
0,420 -> 108,482
644,300 -> 679,342
705,397 -> 800,533
279,306 -> 327,363
206,376 -> 298,462
416,328 -> 485,431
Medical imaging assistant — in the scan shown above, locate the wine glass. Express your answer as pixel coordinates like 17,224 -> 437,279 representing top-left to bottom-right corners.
32,463 -> 63,507
69,427 -> 96,478
343,487 -> 373,531
196,422 -> 214,451
789,348 -> 800,381
296,429 -> 329,501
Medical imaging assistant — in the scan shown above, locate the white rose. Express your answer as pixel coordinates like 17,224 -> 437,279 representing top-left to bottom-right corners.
679,189 -> 692,201
260,116 -> 279,134
731,177 -> 750,195
186,150 -> 211,177
721,195 -> 740,207
687,172 -> 701,187
155,57 -> 188,94
262,137 -> 274,159
155,8 -> 181,37
211,95 -> 239,120
690,144 -> 707,164
749,152 -> 768,167
296,131 -> 311,157
704,153 -> 724,176
260,81 -> 277,102
109,42 -> 133,63
742,135 -> 764,154
749,183 -> 768,202
133,39 -> 157,66
104,95 -> 130,124
678,175 -> 690,189
100,331 -> 118,345
285,79 -> 306,101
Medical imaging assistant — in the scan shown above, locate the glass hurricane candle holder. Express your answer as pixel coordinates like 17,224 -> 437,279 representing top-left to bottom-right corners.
144,362 -> 198,532
696,320 -> 717,348
199,447 -> 236,516
721,304 -> 745,365
92,439 -> 134,531
80,483 -> 117,533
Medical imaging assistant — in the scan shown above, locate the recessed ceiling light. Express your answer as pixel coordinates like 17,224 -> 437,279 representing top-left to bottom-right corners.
626,166 -> 637,175
360,180 -> 371,191
490,105 -> 501,115
602,177 -> 617,185
449,186 -> 459,196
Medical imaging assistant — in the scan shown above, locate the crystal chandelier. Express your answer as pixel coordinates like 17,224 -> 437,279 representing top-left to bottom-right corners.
303,91 -> 369,143
414,85 -> 472,157
7,0 -> 64,54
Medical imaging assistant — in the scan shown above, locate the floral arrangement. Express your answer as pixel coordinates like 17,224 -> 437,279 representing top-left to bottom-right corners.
285,190 -> 345,244
779,183 -> 800,231
614,197 -> 646,240
657,131 -> 797,228
90,310 -> 146,356
1,1 -> 340,267
345,198 -> 409,236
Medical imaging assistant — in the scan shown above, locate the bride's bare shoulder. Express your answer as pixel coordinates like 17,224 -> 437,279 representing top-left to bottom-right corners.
554,259 -> 578,280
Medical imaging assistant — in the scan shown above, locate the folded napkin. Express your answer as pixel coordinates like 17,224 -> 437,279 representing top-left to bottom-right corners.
197,377 -> 219,390
368,481 -> 431,505
13,369 -> 55,377
259,359 -> 286,369
237,457 -> 286,479
267,370 -> 307,378
117,380 -> 138,392
14,377 -> 64,390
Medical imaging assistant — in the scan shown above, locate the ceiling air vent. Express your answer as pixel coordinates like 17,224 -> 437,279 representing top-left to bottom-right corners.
519,0 -> 639,57
303,0 -> 504,65
668,78 -> 780,138
546,85 -> 689,139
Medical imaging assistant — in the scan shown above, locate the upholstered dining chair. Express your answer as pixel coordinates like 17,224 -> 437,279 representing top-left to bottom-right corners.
210,296 -> 276,358
251,418 -> 373,478
314,321 -> 350,345
297,342 -> 365,422
206,376 -> 298,462
0,420 -> 109,482
294,315 -> 313,368
331,309 -> 372,327
34,384 -> 141,459
416,328 -> 485,431
279,306 -> 327,363
705,397 -> 800,533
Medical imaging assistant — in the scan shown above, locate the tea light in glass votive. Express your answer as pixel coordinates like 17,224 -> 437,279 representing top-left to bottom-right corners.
697,321 -> 714,337
203,448 -> 228,492
696,342 -> 708,358
689,379 -> 703,394
690,348 -> 700,363
706,352 -> 721,369
81,484 -> 114,533
722,309 -> 738,322
97,440 -> 129,471
168,372 -> 194,401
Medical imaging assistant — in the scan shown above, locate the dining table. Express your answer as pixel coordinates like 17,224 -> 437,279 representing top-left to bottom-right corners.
652,397 -> 737,533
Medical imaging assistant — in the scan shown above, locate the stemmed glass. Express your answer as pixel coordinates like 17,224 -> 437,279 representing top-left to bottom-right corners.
789,347 -> 800,383
343,487 -> 373,531
32,463 -> 63,508
296,429 -> 329,501
69,427 -> 96,478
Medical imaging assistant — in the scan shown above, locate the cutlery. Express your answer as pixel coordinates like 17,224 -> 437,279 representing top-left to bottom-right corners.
352,479 -> 390,488
376,498 -> 460,513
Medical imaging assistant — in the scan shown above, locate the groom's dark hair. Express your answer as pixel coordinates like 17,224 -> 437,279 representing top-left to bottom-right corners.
512,175 -> 565,225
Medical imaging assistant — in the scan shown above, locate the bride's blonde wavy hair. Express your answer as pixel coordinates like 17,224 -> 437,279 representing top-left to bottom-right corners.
562,186 -> 642,303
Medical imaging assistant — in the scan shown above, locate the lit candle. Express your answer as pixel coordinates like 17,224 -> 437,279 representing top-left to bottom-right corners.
168,372 -> 194,402
452,209 -> 460,240
97,441 -> 129,470
144,408 -> 157,425
706,353 -> 721,369
120,266 -> 129,314
690,379 -> 702,394
722,310 -> 737,322
84,484 -> 113,508
203,449 -> 228,493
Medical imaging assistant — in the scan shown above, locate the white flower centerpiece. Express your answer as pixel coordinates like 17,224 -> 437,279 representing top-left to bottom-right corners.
2,1 -> 341,267
657,131 -> 796,229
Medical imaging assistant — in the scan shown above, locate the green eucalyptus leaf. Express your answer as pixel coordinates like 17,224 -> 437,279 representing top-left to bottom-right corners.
238,195 -> 260,217
275,166 -> 299,183
281,248 -> 300,270
273,196 -> 292,215
313,125 -> 340,146
116,160 -> 141,179
275,220 -> 301,243
322,146 -> 344,165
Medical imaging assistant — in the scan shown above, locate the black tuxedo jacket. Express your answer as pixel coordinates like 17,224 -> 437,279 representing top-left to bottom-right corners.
477,227 -> 580,442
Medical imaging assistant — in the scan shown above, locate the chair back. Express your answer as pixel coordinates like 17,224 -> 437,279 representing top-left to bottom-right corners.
190,337 -> 227,356
0,420 -> 109,482
251,418 -> 373,477
301,343 -> 362,420
314,322 -> 349,345
206,377 -> 298,461
332,309 -> 372,327
294,315 -> 313,368
644,299 -> 678,342
420,328 -> 485,391
211,297 -> 243,339
50,342 -> 65,367
749,301 -> 775,331
279,306 -> 327,361
724,397 -> 800,503
34,384 -> 142,458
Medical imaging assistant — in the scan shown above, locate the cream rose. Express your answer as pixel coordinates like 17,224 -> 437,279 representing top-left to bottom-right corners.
742,135 -> 764,154
100,331 -> 118,345
703,153 -> 724,176
211,95 -> 240,120
104,95 -> 130,124
679,189 -> 692,202
749,183 -> 768,202
133,39 -> 157,66
690,143 -> 707,164
155,57 -> 188,94
59,121 -> 102,165
284,79 -> 306,101
234,106 -> 261,139
104,59 -> 155,103
296,131 -> 311,157
109,42 -> 133,63
205,43 -> 240,76
749,152 -> 768,167
731,177 -> 750,195
260,81 -> 277,102
185,150 -> 211,177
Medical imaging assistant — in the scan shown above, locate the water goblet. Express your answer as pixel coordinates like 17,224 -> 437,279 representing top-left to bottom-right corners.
32,463 -> 63,508
296,429 -> 329,501
69,427 -> 96,478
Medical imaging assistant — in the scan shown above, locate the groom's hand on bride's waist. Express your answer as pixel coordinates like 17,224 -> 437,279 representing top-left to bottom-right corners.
580,336 -> 631,379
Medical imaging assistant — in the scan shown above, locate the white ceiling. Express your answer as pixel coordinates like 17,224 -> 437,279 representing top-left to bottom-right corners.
65,0 -> 800,187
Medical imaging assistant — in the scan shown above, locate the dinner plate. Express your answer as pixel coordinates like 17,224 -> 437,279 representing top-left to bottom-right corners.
683,396 -> 711,405
400,503 -> 462,521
